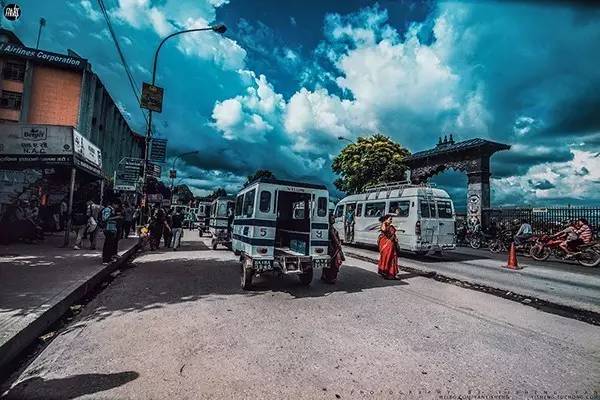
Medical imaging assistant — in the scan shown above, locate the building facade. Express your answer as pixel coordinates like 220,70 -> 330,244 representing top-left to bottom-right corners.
0,28 -> 144,178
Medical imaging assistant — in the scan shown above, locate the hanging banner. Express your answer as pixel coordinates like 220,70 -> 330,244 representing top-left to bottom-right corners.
140,82 -> 164,113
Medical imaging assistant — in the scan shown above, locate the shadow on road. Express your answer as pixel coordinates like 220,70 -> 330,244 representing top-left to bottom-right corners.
3,371 -> 139,400
61,252 -> 413,327
347,242 -> 488,263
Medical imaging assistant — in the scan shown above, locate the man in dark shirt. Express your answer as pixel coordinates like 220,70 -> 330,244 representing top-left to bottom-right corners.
171,209 -> 184,251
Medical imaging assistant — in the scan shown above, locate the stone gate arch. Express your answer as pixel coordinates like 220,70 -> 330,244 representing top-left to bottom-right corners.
404,135 -> 510,225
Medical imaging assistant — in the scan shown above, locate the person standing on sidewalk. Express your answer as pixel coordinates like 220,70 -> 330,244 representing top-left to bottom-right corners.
171,209 -> 184,251
163,208 -> 173,248
122,203 -> 134,239
101,199 -> 122,264
86,200 -> 102,250
72,201 -> 88,250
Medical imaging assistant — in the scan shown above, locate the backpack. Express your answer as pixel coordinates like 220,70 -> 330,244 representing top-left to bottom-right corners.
101,206 -> 117,232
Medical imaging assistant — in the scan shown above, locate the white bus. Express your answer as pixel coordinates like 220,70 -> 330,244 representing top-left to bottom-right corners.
334,182 -> 456,254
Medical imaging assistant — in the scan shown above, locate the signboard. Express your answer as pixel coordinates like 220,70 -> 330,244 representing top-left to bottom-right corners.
0,42 -> 87,70
73,129 -> 103,176
0,124 -> 73,166
115,157 -> 143,192
532,208 -> 548,214
140,82 -> 164,113
162,199 -> 171,207
150,138 -> 167,163
147,194 -> 163,203
147,162 -> 162,178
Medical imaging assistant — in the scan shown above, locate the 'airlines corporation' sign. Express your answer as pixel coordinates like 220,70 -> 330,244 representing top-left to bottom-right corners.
0,43 -> 87,70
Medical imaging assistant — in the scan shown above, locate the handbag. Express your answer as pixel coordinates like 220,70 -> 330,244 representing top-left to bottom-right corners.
87,216 -> 98,232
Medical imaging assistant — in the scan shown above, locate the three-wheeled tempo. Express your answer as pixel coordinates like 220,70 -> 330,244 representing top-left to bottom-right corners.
232,178 -> 330,290
195,201 -> 211,236
209,196 -> 235,250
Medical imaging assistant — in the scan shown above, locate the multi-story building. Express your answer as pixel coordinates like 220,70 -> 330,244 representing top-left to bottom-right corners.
0,28 -> 144,177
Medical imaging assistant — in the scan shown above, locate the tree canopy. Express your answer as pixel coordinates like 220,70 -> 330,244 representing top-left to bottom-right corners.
173,184 -> 194,204
331,134 -> 410,194
245,169 -> 276,186
207,187 -> 228,200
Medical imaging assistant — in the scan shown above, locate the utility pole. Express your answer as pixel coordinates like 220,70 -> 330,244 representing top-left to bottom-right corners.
35,18 -> 46,49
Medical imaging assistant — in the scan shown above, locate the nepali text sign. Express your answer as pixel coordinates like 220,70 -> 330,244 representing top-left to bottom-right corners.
73,129 -> 103,176
150,138 -> 167,163
140,82 -> 164,113
147,162 -> 162,178
0,124 -> 73,165
0,43 -> 87,70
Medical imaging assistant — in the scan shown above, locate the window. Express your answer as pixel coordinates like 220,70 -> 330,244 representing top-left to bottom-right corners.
235,195 -> 243,216
293,201 -> 305,219
2,62 -> 25,81
420,200 -> 437,218
334,206 -> 343,218
217,202 -> 228,217
389,200 -> 410,217
356,203 -> 363,217
0,91 -> 22,110
317,197 -> 327,217
437,200 -> 453,219
259,190 -> 271,213
242,189 -> 256,217
365,202 -> 386,218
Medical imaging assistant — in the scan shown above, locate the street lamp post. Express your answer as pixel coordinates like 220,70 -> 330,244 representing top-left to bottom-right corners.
338,136 -> 354,144
141,24 -> 227,207
170,150 -> 199,196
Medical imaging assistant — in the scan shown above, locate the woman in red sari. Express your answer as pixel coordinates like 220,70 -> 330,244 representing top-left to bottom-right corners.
378,214 -> 399,279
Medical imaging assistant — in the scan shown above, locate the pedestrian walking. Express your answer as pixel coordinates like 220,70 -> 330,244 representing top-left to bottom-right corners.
163,209 -> 173,248
321,213 -> 345,284
149,207 -> 166,251
122,203 -> 134,238
60,198 -> 68,231
101,199 -> 122,264
377,214 -> 399,279
86,199 -> 101,250
72,201 -> 88,250
171,209 -> 184,250
344,205 -> 355,242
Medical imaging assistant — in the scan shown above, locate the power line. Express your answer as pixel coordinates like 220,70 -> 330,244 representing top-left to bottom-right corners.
96,0 -> 152,134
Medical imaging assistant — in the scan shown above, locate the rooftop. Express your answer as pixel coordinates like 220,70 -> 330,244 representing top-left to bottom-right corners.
406,136 -> 510,161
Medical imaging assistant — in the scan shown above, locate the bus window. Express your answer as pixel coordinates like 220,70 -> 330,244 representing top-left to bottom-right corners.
259,190 -> 271,213
334,205 -> 343,218
217,202 -> 228,217
243,189 -> 256,217
293,201 -> 305,219
419,200 -> 430,218
356,203 -> 363,217
235,195 -> 243,216
389,200 -> 410,217
437,200 -> 453,218
317,197 -> 327,217
365,202 -> 386,218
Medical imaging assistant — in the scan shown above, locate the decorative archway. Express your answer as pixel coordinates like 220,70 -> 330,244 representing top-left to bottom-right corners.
404,136 -> 510,225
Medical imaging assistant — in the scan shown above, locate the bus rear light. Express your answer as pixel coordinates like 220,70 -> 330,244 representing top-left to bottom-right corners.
257,248 -> 268,254
315,248 -> 324,254
415,221 -> 421,236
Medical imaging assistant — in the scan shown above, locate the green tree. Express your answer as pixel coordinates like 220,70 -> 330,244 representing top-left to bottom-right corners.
245,169 -> 276,186
332,134 -> 410,194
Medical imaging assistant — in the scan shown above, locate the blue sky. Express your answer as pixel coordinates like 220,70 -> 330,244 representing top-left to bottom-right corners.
6,0 -> 600,208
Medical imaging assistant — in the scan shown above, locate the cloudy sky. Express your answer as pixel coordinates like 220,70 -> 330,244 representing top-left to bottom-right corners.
7,0 -> 600,209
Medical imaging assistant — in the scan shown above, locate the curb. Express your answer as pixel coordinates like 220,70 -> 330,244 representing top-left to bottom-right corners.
0,241 -> 140,378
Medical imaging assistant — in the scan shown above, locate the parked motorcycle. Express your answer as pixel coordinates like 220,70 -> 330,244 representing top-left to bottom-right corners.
530,235 -> 600,267
488,230 -> 537,255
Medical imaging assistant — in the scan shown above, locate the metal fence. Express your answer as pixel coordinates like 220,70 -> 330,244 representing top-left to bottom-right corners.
482,206 -> 600,235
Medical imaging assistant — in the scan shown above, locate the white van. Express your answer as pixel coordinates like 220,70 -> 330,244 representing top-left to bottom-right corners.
334,182 -> 456,254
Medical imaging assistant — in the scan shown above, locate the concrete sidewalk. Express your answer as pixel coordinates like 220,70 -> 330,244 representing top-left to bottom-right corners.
0,232 -> 139,376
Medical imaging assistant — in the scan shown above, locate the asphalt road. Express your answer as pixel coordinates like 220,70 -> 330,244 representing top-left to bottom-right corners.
344,243 -> 600,314
2,236 -> 599,400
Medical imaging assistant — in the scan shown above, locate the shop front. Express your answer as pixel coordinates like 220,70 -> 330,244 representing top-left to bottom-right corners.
0,123 -> 103,245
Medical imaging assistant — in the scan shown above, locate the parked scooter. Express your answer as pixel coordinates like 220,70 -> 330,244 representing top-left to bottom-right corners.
530,235 -> 600,267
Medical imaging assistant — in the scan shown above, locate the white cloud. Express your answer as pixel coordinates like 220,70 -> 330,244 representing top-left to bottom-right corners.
493,149 -> 600,204
120,36 -> 133,46
73,0 -> 102,22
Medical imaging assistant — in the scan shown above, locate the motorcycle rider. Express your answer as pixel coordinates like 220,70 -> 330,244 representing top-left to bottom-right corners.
562,218 -> 593,257
514,219 -> 533,247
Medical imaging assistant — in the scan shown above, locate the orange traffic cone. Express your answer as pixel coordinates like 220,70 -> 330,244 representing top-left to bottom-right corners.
503,242 -> 523,270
